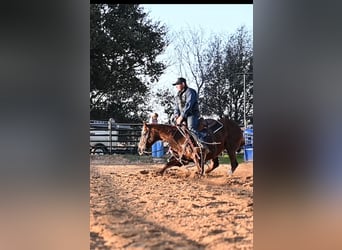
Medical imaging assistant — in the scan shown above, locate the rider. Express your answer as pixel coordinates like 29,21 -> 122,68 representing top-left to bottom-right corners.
172,77 -> 208,152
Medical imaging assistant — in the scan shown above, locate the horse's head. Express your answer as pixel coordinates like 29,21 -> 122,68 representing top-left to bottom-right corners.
138,122 -> 155,155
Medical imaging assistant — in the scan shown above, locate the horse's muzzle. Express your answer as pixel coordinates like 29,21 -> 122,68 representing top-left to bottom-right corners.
137,147 -> 144,156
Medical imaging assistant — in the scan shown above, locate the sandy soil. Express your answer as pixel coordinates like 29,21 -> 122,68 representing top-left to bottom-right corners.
90,155 -> 253,250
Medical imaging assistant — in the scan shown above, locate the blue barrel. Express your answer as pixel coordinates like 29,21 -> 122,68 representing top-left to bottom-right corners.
152,141 -> 164,158
243,128 -> 253,162
244,145 -> 253,161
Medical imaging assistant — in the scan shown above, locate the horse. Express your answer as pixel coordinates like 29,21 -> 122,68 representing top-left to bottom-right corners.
138,117 -> 244,176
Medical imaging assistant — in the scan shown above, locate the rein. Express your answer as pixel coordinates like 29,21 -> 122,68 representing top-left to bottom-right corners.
174,125 -> 202,164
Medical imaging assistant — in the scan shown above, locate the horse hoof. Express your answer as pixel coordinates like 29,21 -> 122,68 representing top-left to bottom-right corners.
205,169 -> 213,174
195,172 -> 205,178
194,171 -> 201,178
155,170 -> 164,176
227,169 -> 233,176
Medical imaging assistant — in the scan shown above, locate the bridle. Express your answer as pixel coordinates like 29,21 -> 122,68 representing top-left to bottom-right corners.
139,126 -> 152,154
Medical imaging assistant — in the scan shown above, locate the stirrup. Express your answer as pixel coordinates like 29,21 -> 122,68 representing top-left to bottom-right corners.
202,144 -> 209,154
195,144 -> 209,154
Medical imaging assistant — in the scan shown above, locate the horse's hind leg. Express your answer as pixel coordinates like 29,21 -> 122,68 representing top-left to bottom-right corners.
227,149 -> 239,174
205,157 -> 219,174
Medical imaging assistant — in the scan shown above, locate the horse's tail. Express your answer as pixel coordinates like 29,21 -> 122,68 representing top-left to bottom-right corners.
238,125 -> 246,151
240,136 -> 245,147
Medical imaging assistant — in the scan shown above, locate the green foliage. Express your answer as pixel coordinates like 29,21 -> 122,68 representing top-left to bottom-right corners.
219,153 -> 244,164
201,26 -> 253,125
90,4 -> 168,122
155,88 -> 175,123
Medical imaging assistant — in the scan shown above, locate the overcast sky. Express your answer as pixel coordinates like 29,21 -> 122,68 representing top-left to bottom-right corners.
142,4 -> 253,36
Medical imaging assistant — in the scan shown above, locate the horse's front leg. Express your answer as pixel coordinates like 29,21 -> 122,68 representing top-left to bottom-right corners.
205,157 -> 219,174
157,156 -> 183,175
192,148 -> 206,176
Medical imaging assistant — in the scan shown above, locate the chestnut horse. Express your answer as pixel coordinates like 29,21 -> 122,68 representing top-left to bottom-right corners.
138,117 -> 244,176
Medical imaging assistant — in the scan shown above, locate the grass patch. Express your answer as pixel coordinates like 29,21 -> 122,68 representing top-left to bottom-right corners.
219,153 -> 244,164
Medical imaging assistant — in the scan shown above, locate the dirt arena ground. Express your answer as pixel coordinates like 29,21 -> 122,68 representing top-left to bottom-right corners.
90,155 -> 253,250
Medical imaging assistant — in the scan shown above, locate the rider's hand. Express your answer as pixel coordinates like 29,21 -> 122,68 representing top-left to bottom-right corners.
172,114 -> 178,124
176,115 -> 183,125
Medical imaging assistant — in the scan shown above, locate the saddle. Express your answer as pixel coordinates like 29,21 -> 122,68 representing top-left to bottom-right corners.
198,118 -> 222,133
177,118 -> 222,147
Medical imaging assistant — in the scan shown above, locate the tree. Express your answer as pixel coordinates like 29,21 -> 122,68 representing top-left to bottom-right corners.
201,26 -> 253,125
200,35 -> 228,117
171,27 -> 211,105
90,4 -> 168,122
155,88 -> 175,123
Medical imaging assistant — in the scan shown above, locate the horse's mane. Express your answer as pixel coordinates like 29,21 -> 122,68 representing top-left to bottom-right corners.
147,123 -> 174,127
147,123 -> 177,132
